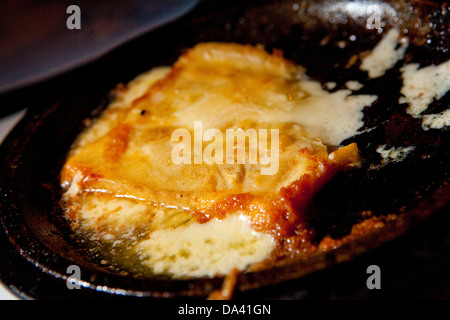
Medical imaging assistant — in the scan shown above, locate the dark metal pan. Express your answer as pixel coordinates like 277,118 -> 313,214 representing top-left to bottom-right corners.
0,0 -> 449,299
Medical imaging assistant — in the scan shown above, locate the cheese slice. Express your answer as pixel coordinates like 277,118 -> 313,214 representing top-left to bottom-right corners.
61,43 -> 369,278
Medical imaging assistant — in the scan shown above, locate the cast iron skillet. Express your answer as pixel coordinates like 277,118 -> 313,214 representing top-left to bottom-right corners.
0,0 -> 449,299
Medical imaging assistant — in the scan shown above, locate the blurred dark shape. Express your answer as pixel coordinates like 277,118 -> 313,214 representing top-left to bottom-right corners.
0,0 -> 199,95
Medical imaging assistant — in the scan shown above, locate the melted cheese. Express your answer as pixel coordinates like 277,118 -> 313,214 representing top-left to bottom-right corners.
137,214 -> 275,278
360,28 -> 409,78
376,144 -> 415,164
61,43 -> 371,278
362,28 -> 450,131
400,61 -> 450,131
422,108 -> 450,130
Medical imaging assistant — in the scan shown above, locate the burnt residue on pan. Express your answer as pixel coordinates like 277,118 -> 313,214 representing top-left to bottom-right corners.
0,0 -> 449,299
